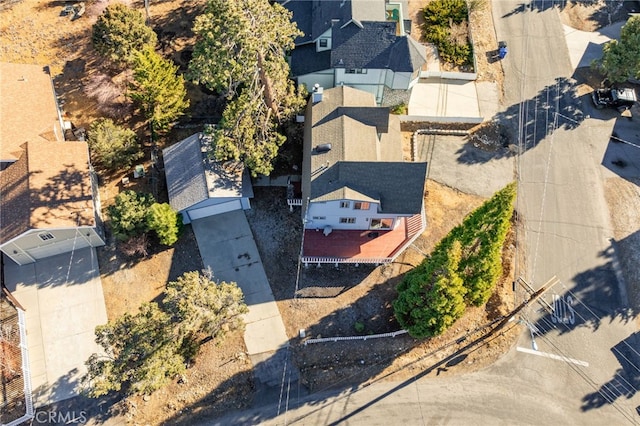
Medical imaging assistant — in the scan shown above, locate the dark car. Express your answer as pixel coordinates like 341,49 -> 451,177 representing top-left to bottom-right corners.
592,87 -> 637,112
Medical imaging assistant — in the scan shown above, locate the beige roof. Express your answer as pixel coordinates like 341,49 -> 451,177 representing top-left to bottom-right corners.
27,141 -> 95,229
0,140 -> 95,243
0,63 -> 64,162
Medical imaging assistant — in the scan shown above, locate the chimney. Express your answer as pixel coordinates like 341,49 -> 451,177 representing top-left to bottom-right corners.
312,84 -> 323,103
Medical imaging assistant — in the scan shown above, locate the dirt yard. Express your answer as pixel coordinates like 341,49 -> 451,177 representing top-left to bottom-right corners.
2,0 -> 637,423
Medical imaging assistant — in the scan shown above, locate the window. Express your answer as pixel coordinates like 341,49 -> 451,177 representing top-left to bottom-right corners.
319,38 -> 328,48
38,232 -> 55,241
370,218 -> 394,229
354,202 -> 370,210
340,217 -> 356,224
312,216 -> 326,220
345,68 -> 367,74
339,201 -> 350,208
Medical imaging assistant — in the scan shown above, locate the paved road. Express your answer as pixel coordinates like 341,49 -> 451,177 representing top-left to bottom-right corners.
495,0 -> 640,423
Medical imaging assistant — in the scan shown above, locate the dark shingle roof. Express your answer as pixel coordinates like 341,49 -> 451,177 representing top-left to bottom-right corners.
331,21 -> 425,72
303,86 -> 426,214
281,0 -> 313,44
163,134 -> 253,213
290,44 -> 331,76
284,1 -> 426,76
163,134 -> 208,213
311,162 -> 426,214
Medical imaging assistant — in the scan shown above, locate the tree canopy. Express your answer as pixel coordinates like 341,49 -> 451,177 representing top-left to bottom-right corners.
108,190 -> 156,241
129,47 -> 189,132
84,272 -> 247,397
85,303 -> 185,397
394,182 -> 516,338
87,118 -> 143,172
597,16 -> 640,83
92,3 -> 157,65
164,271 -> 248,340
146,202 -> 181,246
189,0 -> 306,176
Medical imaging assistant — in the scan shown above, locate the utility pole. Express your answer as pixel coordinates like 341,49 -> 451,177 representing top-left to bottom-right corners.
487,275 -> 559,338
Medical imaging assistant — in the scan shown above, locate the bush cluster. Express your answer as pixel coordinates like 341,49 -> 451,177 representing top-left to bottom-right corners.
108,190 -> 181,247
423,0 -> 473,66
394,182 -> 516,338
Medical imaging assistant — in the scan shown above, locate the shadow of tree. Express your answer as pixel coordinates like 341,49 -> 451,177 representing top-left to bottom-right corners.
456,77 -> 585,164
526,243 -> 637,344
501,0 -> 630,26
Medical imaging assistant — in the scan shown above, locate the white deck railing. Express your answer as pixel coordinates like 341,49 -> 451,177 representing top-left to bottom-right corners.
301,256 -> 393,267
5,308 -> 34,426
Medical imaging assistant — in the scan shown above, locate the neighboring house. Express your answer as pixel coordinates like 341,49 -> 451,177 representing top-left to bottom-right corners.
0,287 -> 33,425
297,85 -> 427,265
282,0 -> 427,105
163,133 -> 254,224
0,63 -> 104,266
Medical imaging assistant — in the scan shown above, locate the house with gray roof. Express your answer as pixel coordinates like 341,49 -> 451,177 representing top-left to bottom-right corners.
299,86 -> 427,265
163,133 -> 254,224
281,0 -> 426,105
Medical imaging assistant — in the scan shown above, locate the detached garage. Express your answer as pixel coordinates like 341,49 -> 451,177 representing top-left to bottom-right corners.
163,133 -> 254,224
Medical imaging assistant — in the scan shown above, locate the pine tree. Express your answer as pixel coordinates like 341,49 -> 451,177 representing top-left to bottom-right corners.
394,241 -> 467,338
597,16 -> 640,83
189,0 -> 306,176
129,47 -> 189,133
164,271 -> 248,341
88,118 -> 143,172
84,303 -> 185,397
108,190 -> 156,241
92,3 -> 157,66
456,182 -> 516,305
394,182 -> 517,337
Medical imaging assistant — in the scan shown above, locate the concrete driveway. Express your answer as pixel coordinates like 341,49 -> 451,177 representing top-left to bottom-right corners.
3,247 -> 107,406
190,210 -> 292,386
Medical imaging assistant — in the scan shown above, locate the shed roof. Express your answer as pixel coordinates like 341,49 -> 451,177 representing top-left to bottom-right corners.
163,133 -> 253,213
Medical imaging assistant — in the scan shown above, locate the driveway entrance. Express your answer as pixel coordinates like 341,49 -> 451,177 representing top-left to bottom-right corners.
190,211 -> 294,387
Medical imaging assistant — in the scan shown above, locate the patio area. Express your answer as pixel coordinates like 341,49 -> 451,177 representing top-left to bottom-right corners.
302,213 -> 424,264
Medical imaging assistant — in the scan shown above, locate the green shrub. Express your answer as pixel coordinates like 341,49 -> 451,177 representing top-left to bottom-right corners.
354,321 -> 365,334
108,190 -> 155,241
390,103 -> 408,115
146,203 -> 181,246
422,0 -> 473,67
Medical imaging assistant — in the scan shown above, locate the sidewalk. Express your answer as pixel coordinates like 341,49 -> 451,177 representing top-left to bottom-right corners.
563,21 -> 624,69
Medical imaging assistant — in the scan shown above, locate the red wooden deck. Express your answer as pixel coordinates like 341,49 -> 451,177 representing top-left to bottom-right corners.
303,216 -> 414,260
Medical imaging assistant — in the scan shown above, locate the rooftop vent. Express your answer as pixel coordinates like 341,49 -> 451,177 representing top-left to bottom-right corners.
312,85 -> 323,103
315,143 -> 332,153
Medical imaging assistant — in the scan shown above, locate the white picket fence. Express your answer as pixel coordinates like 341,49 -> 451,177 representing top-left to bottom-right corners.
304,329 -> 408,345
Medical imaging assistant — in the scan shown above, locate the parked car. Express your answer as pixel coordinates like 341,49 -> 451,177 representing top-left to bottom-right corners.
59,4 -> 75,17
591,87 -> 637,112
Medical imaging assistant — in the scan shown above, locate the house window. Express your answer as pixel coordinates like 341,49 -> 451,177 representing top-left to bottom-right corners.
340,217 -> 356,224
370,218 -> 394,229
38,232 -> 55,241
312,216 -> 326,220
354,202 -> 370,210
339,201 -> 350,208
319,38 -> 328,47
345,68 -> 367,74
